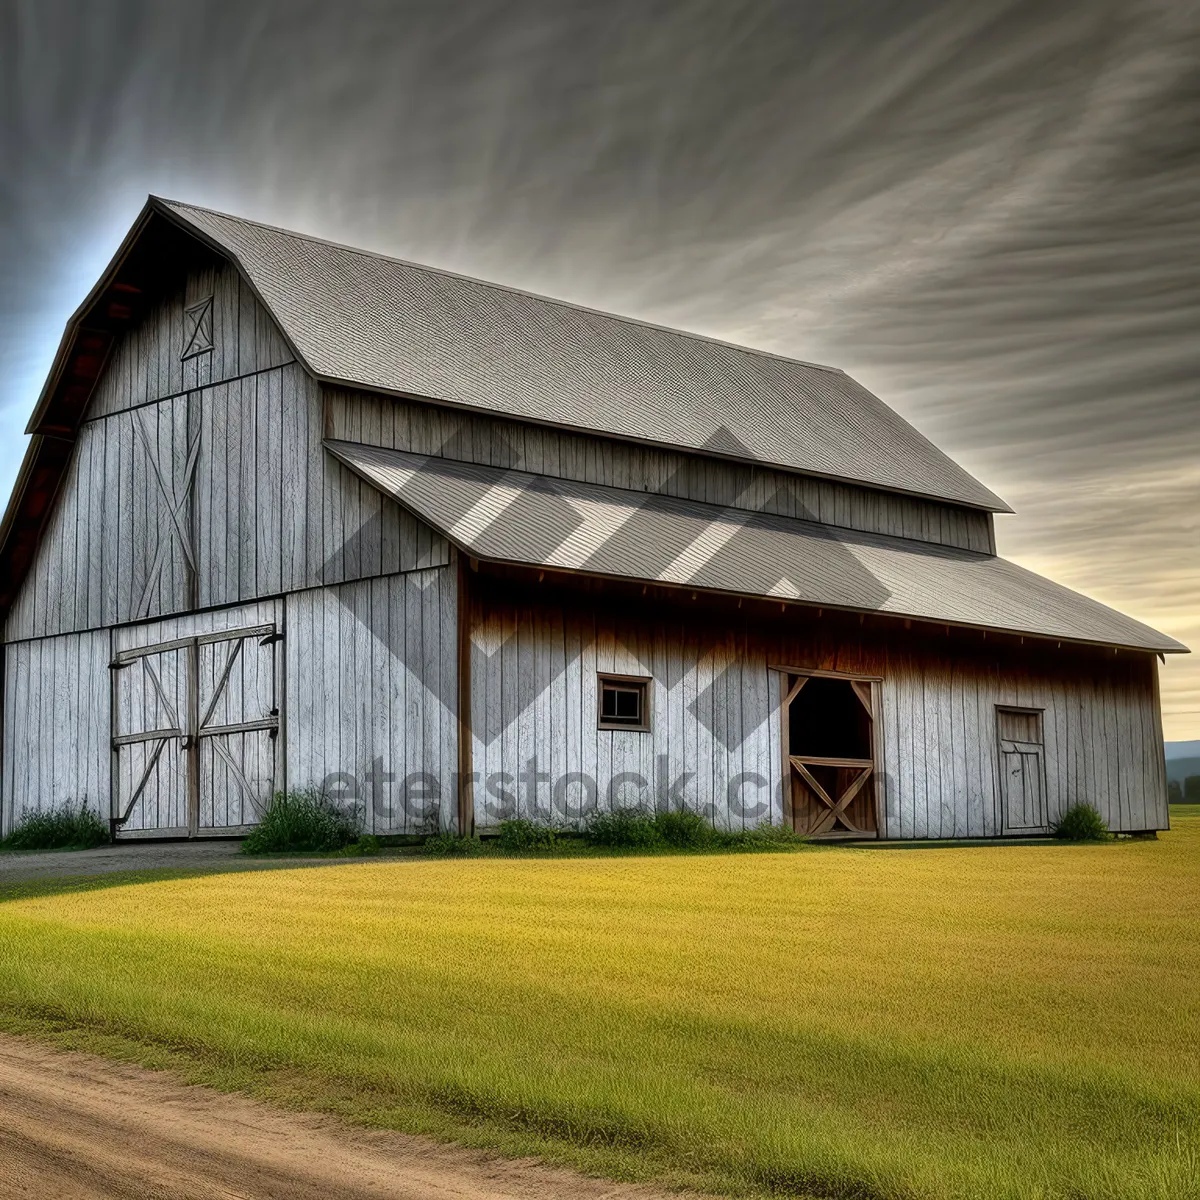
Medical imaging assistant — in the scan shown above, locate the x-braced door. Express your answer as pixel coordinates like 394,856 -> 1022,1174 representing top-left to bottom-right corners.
110,639 -> 190,835
112,624 -> 281,837
781,671 -> 878,837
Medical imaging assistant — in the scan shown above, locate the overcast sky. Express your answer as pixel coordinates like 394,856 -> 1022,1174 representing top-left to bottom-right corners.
3,0 -> 1197,737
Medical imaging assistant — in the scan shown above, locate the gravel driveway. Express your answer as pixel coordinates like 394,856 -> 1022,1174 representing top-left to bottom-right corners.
0,839 -> 340,885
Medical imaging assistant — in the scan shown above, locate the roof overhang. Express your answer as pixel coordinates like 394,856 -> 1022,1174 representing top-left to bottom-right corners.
326,439 -> 1188,656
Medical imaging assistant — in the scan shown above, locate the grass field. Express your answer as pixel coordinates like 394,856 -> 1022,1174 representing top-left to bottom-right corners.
2,821 -> 1198,1200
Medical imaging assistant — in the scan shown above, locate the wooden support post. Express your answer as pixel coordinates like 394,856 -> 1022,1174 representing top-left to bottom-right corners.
779,673 -> 793,832
457,553 -> 474,837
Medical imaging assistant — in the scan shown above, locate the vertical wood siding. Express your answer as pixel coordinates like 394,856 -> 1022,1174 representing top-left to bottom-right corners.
284,565 -> 459,835
0,582 -> 1167,841
1,629 -> 111,833
470,594 -> 784,834
89,257 -> 294,418
5,365 -> 450,642
781,622 -> 1168,835
469,582 -> 1168,837
327,387 -> 996,553
864,641 -> 1167,838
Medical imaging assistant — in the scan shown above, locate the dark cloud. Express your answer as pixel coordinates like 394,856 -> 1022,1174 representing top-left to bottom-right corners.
2,0 -> 1197,733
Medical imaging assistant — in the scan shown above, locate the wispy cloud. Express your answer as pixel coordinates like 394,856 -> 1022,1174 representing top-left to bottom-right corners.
3,0 -> 1196,732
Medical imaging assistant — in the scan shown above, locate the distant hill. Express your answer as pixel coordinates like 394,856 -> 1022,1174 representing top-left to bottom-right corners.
1166,756 -> 1200,791
1165,742 -> 1200,803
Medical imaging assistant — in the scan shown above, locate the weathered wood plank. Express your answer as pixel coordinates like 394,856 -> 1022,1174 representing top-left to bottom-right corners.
0,630 -> 111,834
90,255 -> 296,424
456,587 -> 1172,841
323,387 -> 996,553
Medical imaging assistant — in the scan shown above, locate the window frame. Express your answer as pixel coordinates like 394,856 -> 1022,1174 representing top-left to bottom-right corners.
596,672 -> 652,732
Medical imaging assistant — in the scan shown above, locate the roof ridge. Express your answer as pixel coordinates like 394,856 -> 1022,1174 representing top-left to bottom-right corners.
154,196 -> 845,377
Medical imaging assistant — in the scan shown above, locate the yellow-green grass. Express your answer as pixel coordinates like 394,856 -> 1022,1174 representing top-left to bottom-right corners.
2,824 -> 1199,1200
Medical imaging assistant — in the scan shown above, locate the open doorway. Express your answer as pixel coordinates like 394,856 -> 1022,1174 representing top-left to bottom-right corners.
781,671 -> 877,837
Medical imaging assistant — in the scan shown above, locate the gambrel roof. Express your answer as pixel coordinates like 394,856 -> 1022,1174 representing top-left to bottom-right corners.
0,196 -> 1185,656
328,441 -> 1187,654
154,198 -> 1009,513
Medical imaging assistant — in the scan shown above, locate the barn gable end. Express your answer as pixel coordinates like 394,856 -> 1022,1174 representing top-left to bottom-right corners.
4,235 -> 452,644
87,249 -> 294,419
1,211 -> 460,835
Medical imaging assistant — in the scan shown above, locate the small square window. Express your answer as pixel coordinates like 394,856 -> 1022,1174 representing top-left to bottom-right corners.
598,674 -> 650,731
182,296 -> 214,360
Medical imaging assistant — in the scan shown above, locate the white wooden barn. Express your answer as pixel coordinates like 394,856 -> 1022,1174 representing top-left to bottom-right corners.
0,198 -> 1186,840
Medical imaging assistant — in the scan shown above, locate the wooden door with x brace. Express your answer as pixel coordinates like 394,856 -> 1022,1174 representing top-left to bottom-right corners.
780,669 -> 880,837
111,617 -> 282,837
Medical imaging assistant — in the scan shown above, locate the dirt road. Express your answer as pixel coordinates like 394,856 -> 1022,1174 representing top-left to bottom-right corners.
0,1035 -> 696,1200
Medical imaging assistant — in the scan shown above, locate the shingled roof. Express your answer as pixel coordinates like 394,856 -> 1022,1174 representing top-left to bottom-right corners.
328,441 -> 1186,654
155,198 -> 1010,513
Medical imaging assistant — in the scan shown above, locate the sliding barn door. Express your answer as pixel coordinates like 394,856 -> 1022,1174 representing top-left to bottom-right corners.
196,626 -> 280,831
112,640 -> 192,835
111,615 -> 281,837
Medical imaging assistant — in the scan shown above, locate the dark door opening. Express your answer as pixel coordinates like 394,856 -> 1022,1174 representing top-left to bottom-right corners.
782,672 -> 877,837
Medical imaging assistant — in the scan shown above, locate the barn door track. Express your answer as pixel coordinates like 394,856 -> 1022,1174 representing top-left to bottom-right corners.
0,1034 -> 704,1200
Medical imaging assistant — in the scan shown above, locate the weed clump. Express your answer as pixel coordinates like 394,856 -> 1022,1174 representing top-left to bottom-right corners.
330,834 -> 384,857
497,818 -> 558,852
653,807 -> 715,848
423,830 -> 480,856
417,810 -> 809,856
720,821 -> 808,850
1053,803 -> 1110,842
584,806 -> 660,848
241,790 -> 358,854
580,806 -> 808,852
1,802 -> 109,851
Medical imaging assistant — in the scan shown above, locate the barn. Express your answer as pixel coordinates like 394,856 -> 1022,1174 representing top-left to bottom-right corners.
0,197 -> 1186,842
